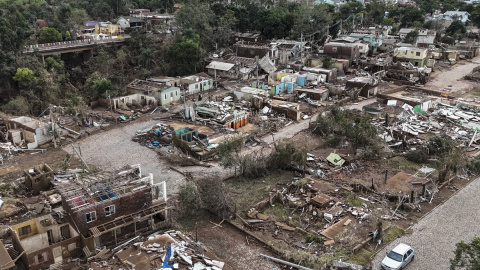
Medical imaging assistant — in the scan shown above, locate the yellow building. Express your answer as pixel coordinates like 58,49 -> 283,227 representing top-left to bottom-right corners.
94,23 -> 122,35
394,47 -> 429,67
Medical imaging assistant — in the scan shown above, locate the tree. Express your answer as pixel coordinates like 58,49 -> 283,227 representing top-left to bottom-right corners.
404,30 -> 419,43
322,56 -> 334,69
442,35 -> 455,45
291,3 -> 332,40
0,10 -> 33,52
254,7 -> 294,39
313,106 -> 379,156
400,6 -> 425,27
45,55 -> 64,72
12,67 -> 37,88
471,5 -> 480,27
428,135 -> 466,183
451,237 -> 480,270
416,0 -> 440,15
217,134 -> 245,175
137,48 -> 157,69
38,27 -> 63,44
383,18 -> 394,26
339,1 -> 364,20
1,96 -> 30,115
94,79 -> 114,98
446,20 -> 467,37
65,31 -> 72,41
175,4 -> 216,49
166,29 -> 201,76
268,139 -> 307,172
365,1 -> 388,24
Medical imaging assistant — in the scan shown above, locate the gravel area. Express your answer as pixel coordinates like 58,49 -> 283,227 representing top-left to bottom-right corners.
371,177 -> 480,269
426,57 -> 480,93
63,112 -> 318,195
63,119 -> 186,194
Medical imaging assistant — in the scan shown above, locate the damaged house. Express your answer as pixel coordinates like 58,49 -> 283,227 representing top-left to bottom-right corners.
162,73 -> 214,95
109,94 -> 157,110
324,42 -> 360,64
9,214 -> 81,270
394,47 -> 431,67
126,79 -> 180,106
5,116 -> 55,149
55,165 -> 168,257
206,61 -> 237,79
24,164 -> 54,195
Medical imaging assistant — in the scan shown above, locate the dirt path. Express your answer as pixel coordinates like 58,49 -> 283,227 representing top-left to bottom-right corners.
63,112 -> 318,194
426,57 -> 480,93
371,177 -> 480,269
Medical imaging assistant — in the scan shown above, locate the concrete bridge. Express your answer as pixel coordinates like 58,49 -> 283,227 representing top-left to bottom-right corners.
24,35 -> 130,62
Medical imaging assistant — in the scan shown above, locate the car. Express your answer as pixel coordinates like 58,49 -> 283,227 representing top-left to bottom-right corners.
381,243 -> 415,270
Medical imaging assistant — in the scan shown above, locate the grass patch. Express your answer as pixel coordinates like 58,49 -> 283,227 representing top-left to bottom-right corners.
386,156 -> 422,172
0,183 -> 11,191
295,178 -> 308,193
225,171 -> 292,214
384,225 -> 405,242
305,233 -> 323,243
346,192 -> 365,207
264,203 -> 289,220
344,249 -> 374,265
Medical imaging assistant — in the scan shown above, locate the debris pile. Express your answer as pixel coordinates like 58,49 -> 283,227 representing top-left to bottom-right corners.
133,123 -> 175,150
113,230 -> 225,270
372,102 -> 480,154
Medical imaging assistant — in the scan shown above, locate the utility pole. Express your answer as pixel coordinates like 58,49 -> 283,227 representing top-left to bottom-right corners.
69,140 -> 89,170
300,32 -> 303,63
255,55 -> 259,87
214,64 -> 217,88
49,104 -> 57,148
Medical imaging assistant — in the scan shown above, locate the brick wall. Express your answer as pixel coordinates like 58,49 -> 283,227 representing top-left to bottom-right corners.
24,236 -> 81,270
64,188 -> 152,236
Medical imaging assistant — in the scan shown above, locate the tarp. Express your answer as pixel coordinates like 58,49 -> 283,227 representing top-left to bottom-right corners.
162,245 -> 174,269
326,153 -> 345,166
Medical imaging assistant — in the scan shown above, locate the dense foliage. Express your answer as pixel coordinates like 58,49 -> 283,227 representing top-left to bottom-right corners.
451,237 -> 480,270
0,0 -> 478,116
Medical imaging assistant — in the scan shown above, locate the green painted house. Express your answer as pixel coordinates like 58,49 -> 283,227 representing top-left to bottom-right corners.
126,79 -> 181,106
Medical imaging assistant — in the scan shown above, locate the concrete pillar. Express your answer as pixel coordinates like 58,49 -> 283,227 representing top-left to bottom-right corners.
83,49 -> 93,61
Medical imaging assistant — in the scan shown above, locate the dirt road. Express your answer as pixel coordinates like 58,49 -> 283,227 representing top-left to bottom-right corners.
371,177 -> 480,269
426,56 -> 480,93
63,112 -> 318,194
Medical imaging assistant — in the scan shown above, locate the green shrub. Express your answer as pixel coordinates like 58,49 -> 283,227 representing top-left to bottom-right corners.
305,233 -> 323,243
405,148 -> 429,163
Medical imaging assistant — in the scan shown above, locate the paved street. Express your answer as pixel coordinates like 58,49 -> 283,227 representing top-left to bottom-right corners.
372,177 -> 480,269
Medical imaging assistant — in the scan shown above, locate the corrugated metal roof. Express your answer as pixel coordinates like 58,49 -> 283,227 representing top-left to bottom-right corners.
206,61 -> 235,71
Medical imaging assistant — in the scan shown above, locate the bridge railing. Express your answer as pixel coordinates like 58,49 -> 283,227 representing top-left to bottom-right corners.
24,35 -> 130,52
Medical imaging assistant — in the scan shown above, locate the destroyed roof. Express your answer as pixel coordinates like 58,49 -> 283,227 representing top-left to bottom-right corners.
333,37 -> 358,43
182,73 -> 212,81
325,42 -> 358,47
127,79 -> 169,92
205,61 -> 235,71
118,16 -> 144,23
326,153 -> 345,166
238,86 -> 269,96
295,88 -> 329,94
8,116 -> 47,130
417,35 -> 435,44
383,39 -> 398,45
398,28 -> 415,34
56,165 -> 153,213
258,55 -> 276,73
225,56 -> 257,67
0,241 -> 14,269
